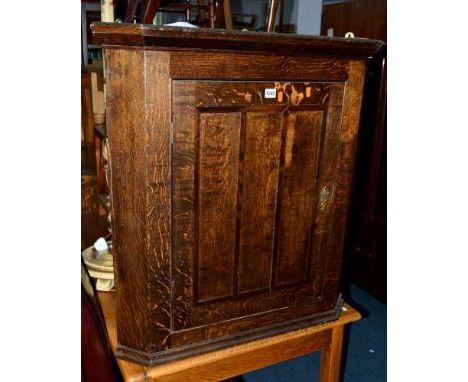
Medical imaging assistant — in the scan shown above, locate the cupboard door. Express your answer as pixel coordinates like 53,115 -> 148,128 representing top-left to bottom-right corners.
171,81 -> 345,344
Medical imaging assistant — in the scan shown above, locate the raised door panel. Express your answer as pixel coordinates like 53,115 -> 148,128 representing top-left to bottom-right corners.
197,112 -> 241,302
274,111 -> 324,286
237,112 -> 282,293
171,81 -> 345,344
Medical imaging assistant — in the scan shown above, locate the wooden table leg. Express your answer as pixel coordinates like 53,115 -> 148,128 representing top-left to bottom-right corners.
320,326 -> 344,382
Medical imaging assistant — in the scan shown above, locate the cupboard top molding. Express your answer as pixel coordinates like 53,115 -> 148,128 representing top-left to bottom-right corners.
91,23 -> 384,58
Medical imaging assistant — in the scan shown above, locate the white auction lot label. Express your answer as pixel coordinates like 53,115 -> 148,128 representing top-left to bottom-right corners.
264,88 -> 277,98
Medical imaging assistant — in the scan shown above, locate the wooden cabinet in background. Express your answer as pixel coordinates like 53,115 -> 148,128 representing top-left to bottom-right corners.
92,23 -> 384,366
321,0 -> 386,40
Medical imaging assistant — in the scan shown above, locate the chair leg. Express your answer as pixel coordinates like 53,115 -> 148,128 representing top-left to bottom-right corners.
124,0 -> 139,23
143,0 -> 163,24
223,0 -> 232,30
208,0 -> 215,28
186,0 -> 191,21
215,0 -> 224,28
198,0 -> 207,20
265,0 -> 279,32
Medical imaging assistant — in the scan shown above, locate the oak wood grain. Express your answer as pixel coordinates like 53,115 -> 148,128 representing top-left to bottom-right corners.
171,53 -> 349,82
105,48 -> 150,352
198,112 -> 241,302
322,60 -> 366,308
307,83 -> 345,301
237,112 -> 281,293
144,50 -> 172,352
172,81 -> 197,332
274,111 -> 324,286
91,23 -> 384,58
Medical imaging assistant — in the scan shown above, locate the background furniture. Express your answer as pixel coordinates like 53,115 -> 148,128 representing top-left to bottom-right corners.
81,1 -> 102,66
123,0 -> 232,29
92,23 -> 383,365
81,71 -> 95,147
98,290 -> 361,382
321,0 -> 386,40
81,69 -> 100,214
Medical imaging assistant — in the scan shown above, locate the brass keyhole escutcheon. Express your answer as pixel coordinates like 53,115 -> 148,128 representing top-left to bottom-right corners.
320,186 -> 330,210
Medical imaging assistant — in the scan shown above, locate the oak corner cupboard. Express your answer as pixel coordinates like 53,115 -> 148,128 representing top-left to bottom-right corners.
91,22 -> 384,366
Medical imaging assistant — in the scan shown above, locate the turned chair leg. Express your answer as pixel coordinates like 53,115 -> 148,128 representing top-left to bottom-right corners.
223,0 -> 232,30
265,0 -> 279,32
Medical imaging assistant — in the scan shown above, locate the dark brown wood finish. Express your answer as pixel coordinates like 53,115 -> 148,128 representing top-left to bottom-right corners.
170,80 -> 344,336
321,0 -> 387,41
94,23 -> 381,366
92,23 -> 383,58
105,48 -> 151,353
322,61 -> 366,309
144,50 -> 173,354
170,52 -> 350,82
105,48 -> 173,357
238,112 -> 281,293
274,110 -> 324,286
197,112 -> 241,302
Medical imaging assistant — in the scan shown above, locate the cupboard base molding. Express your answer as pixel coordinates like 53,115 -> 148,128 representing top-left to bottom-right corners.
116,295 -> 344,366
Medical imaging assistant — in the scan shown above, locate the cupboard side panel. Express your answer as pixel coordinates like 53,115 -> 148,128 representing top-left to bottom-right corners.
322,60 -> 367,307
105,48 -> 150,352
